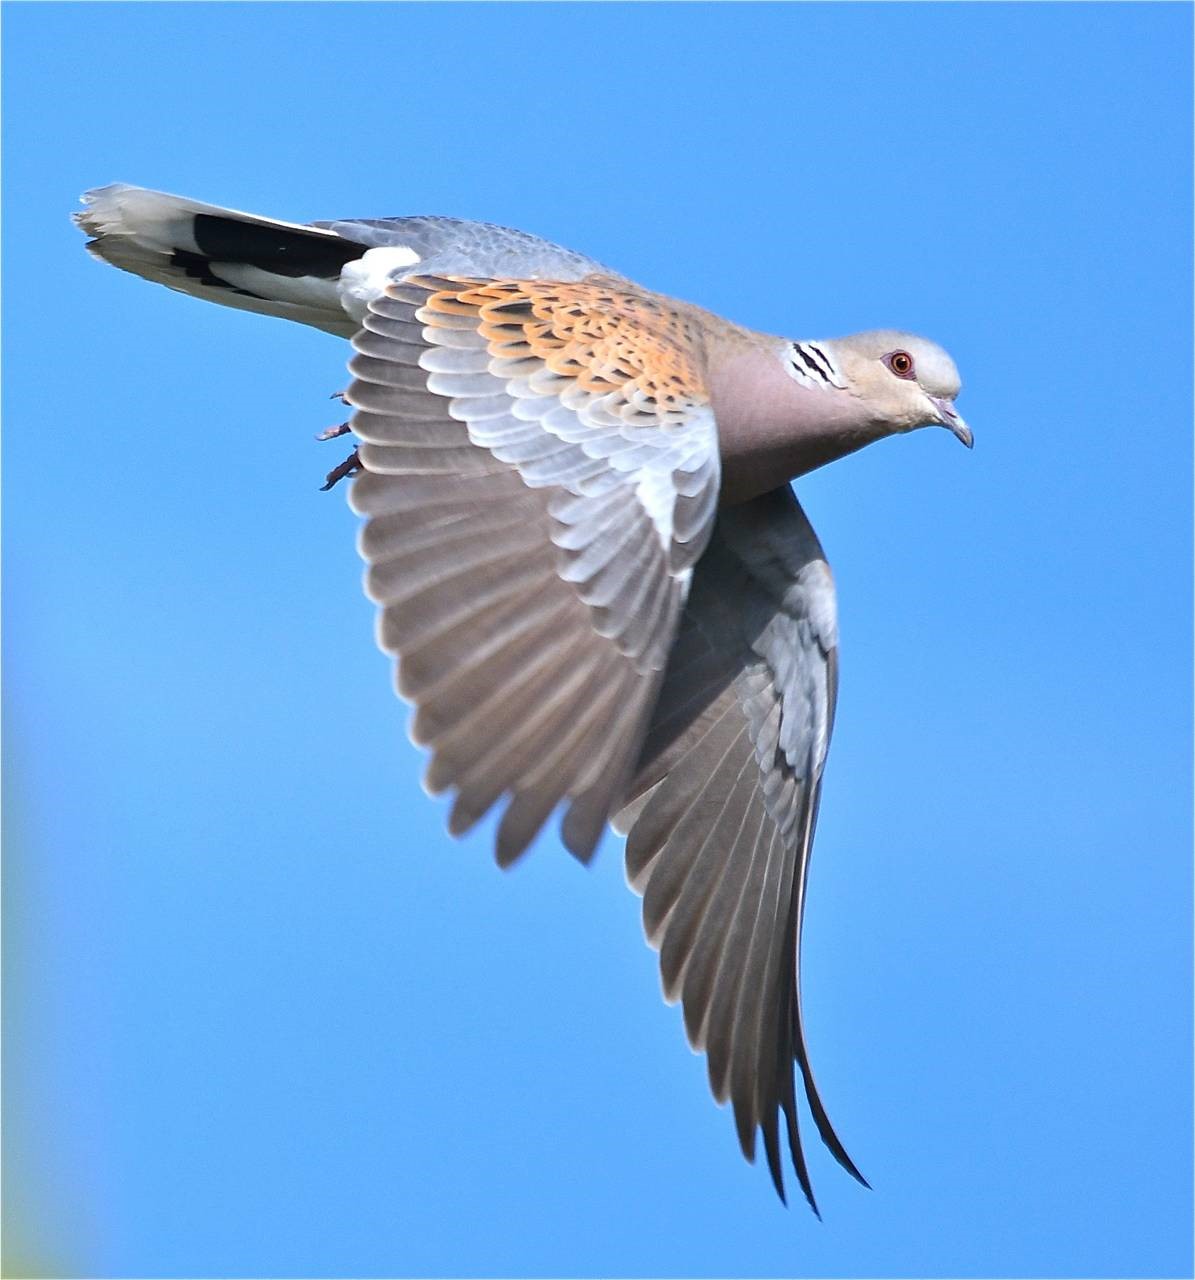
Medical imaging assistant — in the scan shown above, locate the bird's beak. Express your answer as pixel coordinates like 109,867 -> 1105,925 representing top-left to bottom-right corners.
931,397 -> 973,449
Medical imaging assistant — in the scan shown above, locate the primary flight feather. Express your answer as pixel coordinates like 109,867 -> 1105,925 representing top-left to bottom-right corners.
73,183 -> 970,1213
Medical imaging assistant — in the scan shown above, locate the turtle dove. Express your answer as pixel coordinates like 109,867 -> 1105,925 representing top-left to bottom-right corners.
73,183 -> 971,1214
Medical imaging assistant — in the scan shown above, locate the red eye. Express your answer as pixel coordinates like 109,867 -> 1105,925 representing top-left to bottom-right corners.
886,350 -> 915,379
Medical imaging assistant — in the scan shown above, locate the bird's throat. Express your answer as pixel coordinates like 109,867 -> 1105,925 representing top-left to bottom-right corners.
709,347 -> 887,506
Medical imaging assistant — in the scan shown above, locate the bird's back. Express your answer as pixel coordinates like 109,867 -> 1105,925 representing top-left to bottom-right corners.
313,212 -> 611,283
75,184 -> 618,337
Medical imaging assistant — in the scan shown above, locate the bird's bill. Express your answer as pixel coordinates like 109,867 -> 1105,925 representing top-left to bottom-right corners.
931,396 -> 973,448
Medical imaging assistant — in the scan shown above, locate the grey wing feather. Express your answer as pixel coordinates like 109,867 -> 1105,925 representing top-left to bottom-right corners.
615,485 -> 866,1211
348,282 -> 718,866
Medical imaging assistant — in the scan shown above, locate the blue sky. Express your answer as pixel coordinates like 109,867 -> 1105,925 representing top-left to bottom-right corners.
3,3 -> 1191,1277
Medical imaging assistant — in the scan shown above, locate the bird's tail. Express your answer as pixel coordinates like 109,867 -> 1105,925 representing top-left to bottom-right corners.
73,183 -> 367,335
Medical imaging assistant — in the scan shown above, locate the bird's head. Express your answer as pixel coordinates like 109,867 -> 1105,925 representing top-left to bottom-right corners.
823,330 -> 971,447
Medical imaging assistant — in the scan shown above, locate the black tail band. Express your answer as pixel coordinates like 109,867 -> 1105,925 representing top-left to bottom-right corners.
190,213 -> 365,279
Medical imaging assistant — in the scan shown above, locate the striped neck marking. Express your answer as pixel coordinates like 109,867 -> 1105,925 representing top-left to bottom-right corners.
785,341 -> 846,391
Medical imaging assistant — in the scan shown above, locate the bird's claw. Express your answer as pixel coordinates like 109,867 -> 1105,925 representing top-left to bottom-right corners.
316,420 -> 352,441
320,449 -> 360,491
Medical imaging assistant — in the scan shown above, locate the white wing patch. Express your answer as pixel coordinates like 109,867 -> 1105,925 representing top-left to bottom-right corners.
339,245 -> 424,323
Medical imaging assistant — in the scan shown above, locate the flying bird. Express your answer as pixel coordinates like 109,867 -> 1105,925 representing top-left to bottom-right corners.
73,184 -> 970,1214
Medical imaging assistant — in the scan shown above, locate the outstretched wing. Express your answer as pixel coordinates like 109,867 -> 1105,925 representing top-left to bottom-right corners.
615,485 -> 866,1212
347,275 -> 721,865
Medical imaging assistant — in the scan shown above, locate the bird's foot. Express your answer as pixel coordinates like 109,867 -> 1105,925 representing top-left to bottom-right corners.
320,449 -> 360,491
316,420 -> 353,441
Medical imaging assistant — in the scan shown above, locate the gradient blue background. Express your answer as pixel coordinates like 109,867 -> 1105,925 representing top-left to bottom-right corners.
3,3 -> 1191,1277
